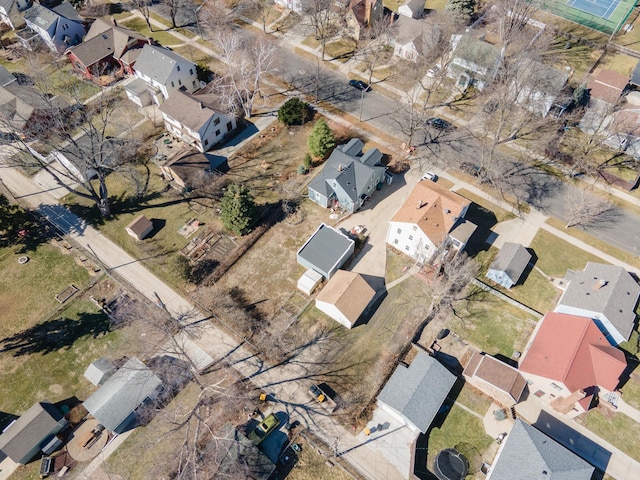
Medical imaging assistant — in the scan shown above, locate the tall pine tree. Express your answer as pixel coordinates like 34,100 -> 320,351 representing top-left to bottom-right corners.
446,0 -> 476,23
307,118 -> 336,158
220,184 -> 256,236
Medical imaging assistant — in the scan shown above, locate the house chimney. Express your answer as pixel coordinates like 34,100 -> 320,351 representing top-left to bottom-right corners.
111,16 -> 117,27
364,0 -> 373,25
199,101 -> 204,109
417,200 -> 423,209
593,279 -> 608,289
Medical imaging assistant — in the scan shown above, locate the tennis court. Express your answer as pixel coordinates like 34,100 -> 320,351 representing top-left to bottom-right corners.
566,0 -> 621,20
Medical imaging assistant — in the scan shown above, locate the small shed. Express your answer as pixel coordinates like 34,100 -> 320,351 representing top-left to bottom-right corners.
315,270 -> 376,328
84,357 -> 116,386
296,224 -> 355,279
125,215 -> 153,241
463,350 -> 527,406
486,242 -> 531,289
297,269 -> 323,295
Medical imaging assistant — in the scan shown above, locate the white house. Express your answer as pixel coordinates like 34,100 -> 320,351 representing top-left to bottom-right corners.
19,2 -> 85,53
125,44 -> 198,107
386,180 -> 475,264
274,0 -> 303,13
315,270 -> 376,328
446,34 -> 502,91
392,15 -> 439,63
158,89 -> 236,152
0,0 -> 31,30
397,0 -> 424,18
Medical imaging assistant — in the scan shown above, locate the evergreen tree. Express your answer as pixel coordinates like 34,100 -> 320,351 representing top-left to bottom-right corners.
220,184 -> 256,236
278,97 -> 309,125
445,0 -> 476,23
307,119 -> 336,158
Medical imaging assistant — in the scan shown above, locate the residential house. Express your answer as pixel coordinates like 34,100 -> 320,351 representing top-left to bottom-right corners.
397,0 -> 423,18
18,2 -> 85,53
486,419 -> 594,480
66,18 -> 149,86
0,402 -> 67,465
273,0 -> 303,14
297,223 -> 355,279
519,312 -> 626,416
124,44 -> 198,107
554,262 -> 640,344
83,357 -> 162,433
345,0 -> 384,41
160,149 -> 227,190
512,59 -> 570,117
0,0 -> 31,30
125,215 -> 154,241
386,180 -> 476,264
0,83 -> 69,137
377,351 -> 456,434
84,357 -> 116,386
587,69 -> 627,105
392,15 -> 438,62
447,34 -> 502,91
0,65 -> 16,86
307,138 -> 387,214
158,89 -> 236,152
485,242 -> 531,289
315,270 -> 376,328
463,351 -> 527,407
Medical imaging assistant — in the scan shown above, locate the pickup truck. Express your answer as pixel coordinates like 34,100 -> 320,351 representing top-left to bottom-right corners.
309,384 -> 337,412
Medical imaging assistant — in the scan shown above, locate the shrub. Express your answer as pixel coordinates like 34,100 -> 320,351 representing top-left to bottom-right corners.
278,97 -> 308,125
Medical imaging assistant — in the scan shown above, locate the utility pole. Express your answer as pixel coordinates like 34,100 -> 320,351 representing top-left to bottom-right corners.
359,88 -> 365,122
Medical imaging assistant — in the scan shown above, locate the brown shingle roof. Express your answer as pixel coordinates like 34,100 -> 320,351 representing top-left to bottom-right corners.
464,351 -> 527,403
587,69 -> 628,103
126,215 -> 153,237
159,90 -> 227,133
315,270 -> 376,324
391,180 -> 469,244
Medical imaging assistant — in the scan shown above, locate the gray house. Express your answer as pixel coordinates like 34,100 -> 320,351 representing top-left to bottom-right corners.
297,223 -> 355,279
447,34 -> 502,91
377,351 -> 456,434
19,2 -> 85,53
83,357 -> 162,433
487,419 -> 593,480
307,139 -> 386,214
555,262 -> 640,345
0,402 -> 67,465
486,242 -> 531,289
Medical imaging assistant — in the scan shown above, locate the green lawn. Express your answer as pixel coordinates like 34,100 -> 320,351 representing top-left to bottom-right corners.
0,242 -> 91,339
529,229 -> 604,278
385,248 -> 413,283
426,405 -> 493,478
449,291 -> 537,357
455,384 -> 493,416
325,39 -> 356,62
120,17 -> 184,46
582,409 -> 640,461
620,374 -> 640,410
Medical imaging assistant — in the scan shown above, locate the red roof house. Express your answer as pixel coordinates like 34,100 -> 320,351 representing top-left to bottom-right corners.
519,312 -> 626,415
587,69 -> 628,104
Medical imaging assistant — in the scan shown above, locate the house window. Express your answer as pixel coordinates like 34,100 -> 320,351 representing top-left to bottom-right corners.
227,121 -> 233,131
177,65 -> 181,71
192,80 -> 196,87
213,117 -> 220,126
394,239 -> 399,245
171,81 -> 175,88
405,246 -> 410,251
397,228 -> 402,234
550,383 -> 563,391
408,235 -> 413,241
190,68 -> 194,75
178,79 -> 182,86
215,129 -> 221,136
412,225 -> 417,231
204,139 -> 209,146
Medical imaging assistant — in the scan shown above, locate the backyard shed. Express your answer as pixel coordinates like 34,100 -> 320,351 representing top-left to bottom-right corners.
297,269 -> 323,295
463,351 -> 527,406
125,215 -> 153,241
486,242 -> 531,289
84,357 -> 116,386
0,402 -> 67,465
296,224 -> 355,279
315,270 -> 376,328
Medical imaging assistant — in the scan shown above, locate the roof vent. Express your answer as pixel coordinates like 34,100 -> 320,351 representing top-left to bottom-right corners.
593,279 -> 608,289
418,200 -> 424,209
199,101 -> 204,109
445,208 -> 451,214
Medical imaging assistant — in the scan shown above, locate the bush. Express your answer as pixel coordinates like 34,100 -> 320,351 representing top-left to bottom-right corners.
302,153 -> 312,169
308,118 -> 335,158
297,164 -> 308,175
278,97 -> 309,125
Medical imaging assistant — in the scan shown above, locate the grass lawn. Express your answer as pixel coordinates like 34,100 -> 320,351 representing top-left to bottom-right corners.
120,17 -> 184,46
455,384 -> 493,416
325,39 -> 356,62
385,248 -> 414,283
580,409 -> 640,461
287,436 -> 353,480
0,242 -> 91,339
45,64 -> 101,102
302,36 -> 321,49
620,375 -> 640,410
426,405 -> 493,477
454,189 -> 516,223
597,51 -> 638,76
425,0 -> 447,11
449,291 -> 537,357
0,298 -> 120,414
529,229 -> 604,278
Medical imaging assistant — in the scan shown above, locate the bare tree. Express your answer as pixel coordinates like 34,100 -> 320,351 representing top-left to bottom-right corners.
165,0 -> 188,28
242,0 -> 273,33
565,188 -> 617,229
489,0 -> 543,50
214,31 -> 277,118
304,0 -> 344,60
353,13 -> 397,87
131,0 -> 154,31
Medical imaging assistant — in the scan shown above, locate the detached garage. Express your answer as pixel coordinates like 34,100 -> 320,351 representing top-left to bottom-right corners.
315,270 -> 376,328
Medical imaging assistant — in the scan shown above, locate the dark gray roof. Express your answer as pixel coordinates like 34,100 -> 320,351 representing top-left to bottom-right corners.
0,402 -> 63,463
23,2 -> 82,30
84,357 -> 115,386
378,351 -> 456,433
631,61 -> 640,87
297,224 -> 354,275
83,357 -> 162,432
557,262 -> 640,341
452,34 -> 501,69
489,242 -> 531,284
307,138 -> 385,204
134,44 -> 194,85
0,66 -> 16,87
488,420 -> 594,480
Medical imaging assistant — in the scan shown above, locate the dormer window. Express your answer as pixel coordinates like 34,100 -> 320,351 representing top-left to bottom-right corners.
177,65 -> 181,71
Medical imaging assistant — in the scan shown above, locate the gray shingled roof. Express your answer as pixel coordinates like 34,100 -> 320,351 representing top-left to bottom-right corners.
297,224 -> 354,276
378,352 -> 456,433
489,242 -> 531,284
84,357 -> 115,386
557,262 -> 640,341
631,61 -> 640,87
0,402 -> 64,464
134,44 -> 194,85
158,90 -> 226,132
0,66 -> 16,87
83,357 -> 162,433
487,420 -> 593,480
453,34 -> 501,69
23,2 -> 82,30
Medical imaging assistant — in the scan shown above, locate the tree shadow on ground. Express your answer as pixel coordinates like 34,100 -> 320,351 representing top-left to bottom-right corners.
0,194 -> 53,253
0,312 -> 110,357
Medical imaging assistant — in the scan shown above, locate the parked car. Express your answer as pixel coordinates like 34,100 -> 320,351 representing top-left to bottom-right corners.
248,413 -> 281,445
427,117 -> 452,130
349,79 -> 371,92
426,65 -> 441,78
420,171 -> 438,182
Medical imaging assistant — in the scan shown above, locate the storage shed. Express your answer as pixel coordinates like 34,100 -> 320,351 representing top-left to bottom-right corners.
486,242 -> 531,289
84,357 -> 116,386
125,215 -> 153,241
297,269 -> 323,295
296,224 -> 355,279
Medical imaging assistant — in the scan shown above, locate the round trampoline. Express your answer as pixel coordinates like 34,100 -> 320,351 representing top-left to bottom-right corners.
433,448 -> 469,480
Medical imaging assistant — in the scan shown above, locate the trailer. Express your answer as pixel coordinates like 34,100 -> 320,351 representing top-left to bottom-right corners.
309,384 -> 337,412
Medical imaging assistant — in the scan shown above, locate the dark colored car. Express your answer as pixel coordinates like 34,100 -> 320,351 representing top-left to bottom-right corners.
349,79 -> 371,92
427,117 -> 452,130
